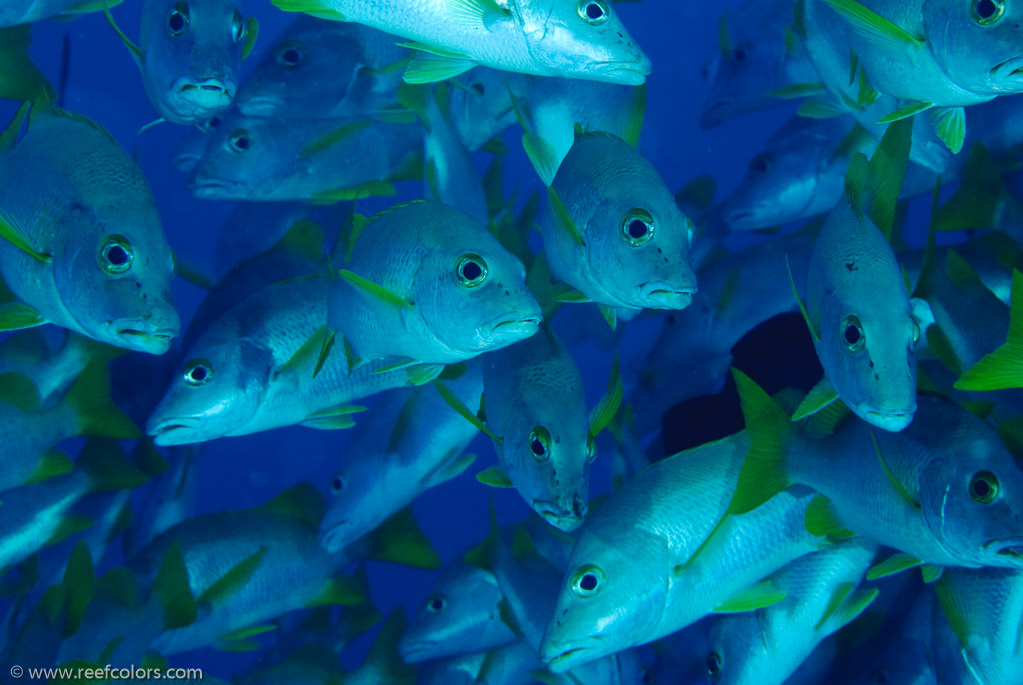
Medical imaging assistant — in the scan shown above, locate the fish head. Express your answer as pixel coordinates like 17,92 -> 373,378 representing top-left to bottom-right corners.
400,561 -> 513,662
916,399 -> 1023,568
172,114 -> 221,174
450,70 -> 530,151
556,134 -> 697,309
191,114 -> 292,200
923,0 -> 1023,96
540,527 -> 668,673
718,149 -> 820,232
515,0 -> 651,85
700,38 -> 784,129
235,19 -> 362,118
146,336 -> 266,445
417,224 -> 542,355
139,0 -> 249,124
55,205 -> 179,355
704,612 -> 771,685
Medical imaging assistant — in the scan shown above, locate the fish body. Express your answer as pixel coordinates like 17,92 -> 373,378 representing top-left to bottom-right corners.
705,538 -> 879,685
0,106 -> 178,354
0,330 -> 101,407
190,113 -> 422,201
328,201 -> 541,365
482,326 -> 591,531
0,0 -> 122,26
270,0 -> 651,86
542,133 -> 697,310
233,16 -> 408,119
147,273 -> 428,445
806,197 -> 918,431
136,0 -> 252,124
319,365 -> 483,552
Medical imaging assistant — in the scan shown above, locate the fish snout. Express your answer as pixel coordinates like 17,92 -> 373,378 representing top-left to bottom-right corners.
857,401 -> 916,433
534,498 -> 585,532
147,416 -> 202,446
700,98 -> 734,130
638,280 -> 696,310
319,519 -> 352,553
984,537 -> 1023,568
110,314 -> 178,355
171,76 -> 236,117
540,634 -> 603,674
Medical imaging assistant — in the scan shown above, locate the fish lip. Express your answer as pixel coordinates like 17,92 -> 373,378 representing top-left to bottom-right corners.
541,637 -> 604,673
190,176 -> 242,199
990,55 -> 1023,81
147,417 -> 201,445
589,60 -> 651,85
114,326 -> 176,354
484,314 -> 542,338
723,208 -> 759,230
235,94 -> 286,117
319,520 -> 351,553
533,499 -> 585,532
858,404 -> 915,432
638,281 -> 696,309
398,639 -> 438,662
986,538 -> 1023,565
700,99 -> 734,129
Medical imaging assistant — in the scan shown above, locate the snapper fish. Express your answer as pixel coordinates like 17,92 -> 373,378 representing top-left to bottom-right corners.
0,103 -> 179,354
0,0 -> 123,27
108,0 -> 258,125
270,0 -> 651,86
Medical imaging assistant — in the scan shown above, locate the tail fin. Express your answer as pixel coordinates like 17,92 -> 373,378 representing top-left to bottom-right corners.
727,369 -> 794,515
0,26 -> 55,103
955,269 -> 1023,390
64,360 -> 140,439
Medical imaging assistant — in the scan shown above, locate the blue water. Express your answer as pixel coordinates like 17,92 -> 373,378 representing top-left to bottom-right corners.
0,0 -> 952,681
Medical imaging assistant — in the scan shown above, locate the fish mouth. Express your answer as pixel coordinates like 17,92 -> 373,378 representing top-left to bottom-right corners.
319,520 -> 352,553
700,99 -> 734,129
398,639 -> 438,663
190,176 -> 243,200
113,326 -> 176,355
147,417 -> 203,446
986,538 -> 1023,567
235,94 -> 286,118
590,59 -> 651,86
171,77 -> 236,117
858,403 -> 915,432
723,208 -> 762,231
482,313 -> 542,342
990,55 -> 1023,85
638,281 -> 696,309
533,499 -> 586,532
541,636 -> 604,674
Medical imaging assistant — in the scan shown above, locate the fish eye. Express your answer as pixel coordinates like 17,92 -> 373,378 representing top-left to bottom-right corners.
733,46 -> 747,62
577,0 -> 610,25
455,253 -> 488,288
167,1 -> 190,37
227,129 -> 251,153
208,115 -> 222,130
425,594 -> 447,612
569,564 -> 604,597
182,359 -> 213,386
98,235 -> 134,274
330,473 -> 346,493
970,470 -> 1000,504
973,0 -> 1005,24
707,651 -> 723,678
529,426 -> 552,462
621,209 -> 655,247
231,10 -> 247,44
871,671 -> 889,684
841,315 -> 865,352
640,669 -> 651,684
277,42 -> 306,67
471,82 -> 485,96
752,154 -> 771,174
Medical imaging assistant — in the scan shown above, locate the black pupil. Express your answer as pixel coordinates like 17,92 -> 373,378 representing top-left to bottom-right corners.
169,11 -> 185,32
579,573 -> 597,591
978,0 -> 997,18
462,261 -> 483,281
234,135 -> 249,150
190,366 -> 207,382
430,598 -> 444,611
755,157 -> 769,173
734,47 -> 746,62
974,478 -> 991,498
210,116 -> 222,129
332,477 -> 343,491
844,325 -> 861,345
106,245 -> 128,265
707,654 -> 721,675
586,2 -> 603,19
472,83 -> 485,95
531,436 -> 546,456
875,673 -> 888,684
628,219 -> 648,239
283,48 -> 300,65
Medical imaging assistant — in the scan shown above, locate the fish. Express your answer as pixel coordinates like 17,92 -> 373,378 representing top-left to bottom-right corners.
269,0 -> 651,86
124,444 -> 200,558
933,567 -> 1023,684
0,329 -> 113,407
0,361 -> 139,493
0,440 -> 147,572
319,365 -> 483,553
704,537 -> 879,685
147,272 -> 441,445
954,268 -> 1023,392
0,0 -> 123,27
189,112 -> 423,202
109,0 -> 256,125
729,369 -> 1023,571
700,0 -> 819,128
804,0 -> 1023,153
233,15 -> 408,119
0,103 -> 179,354
479,326 -> 599,531
541,132 -> 698,313
327,200 -> 542,366
538,430 -> 825,672
797,121 -> 918,431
